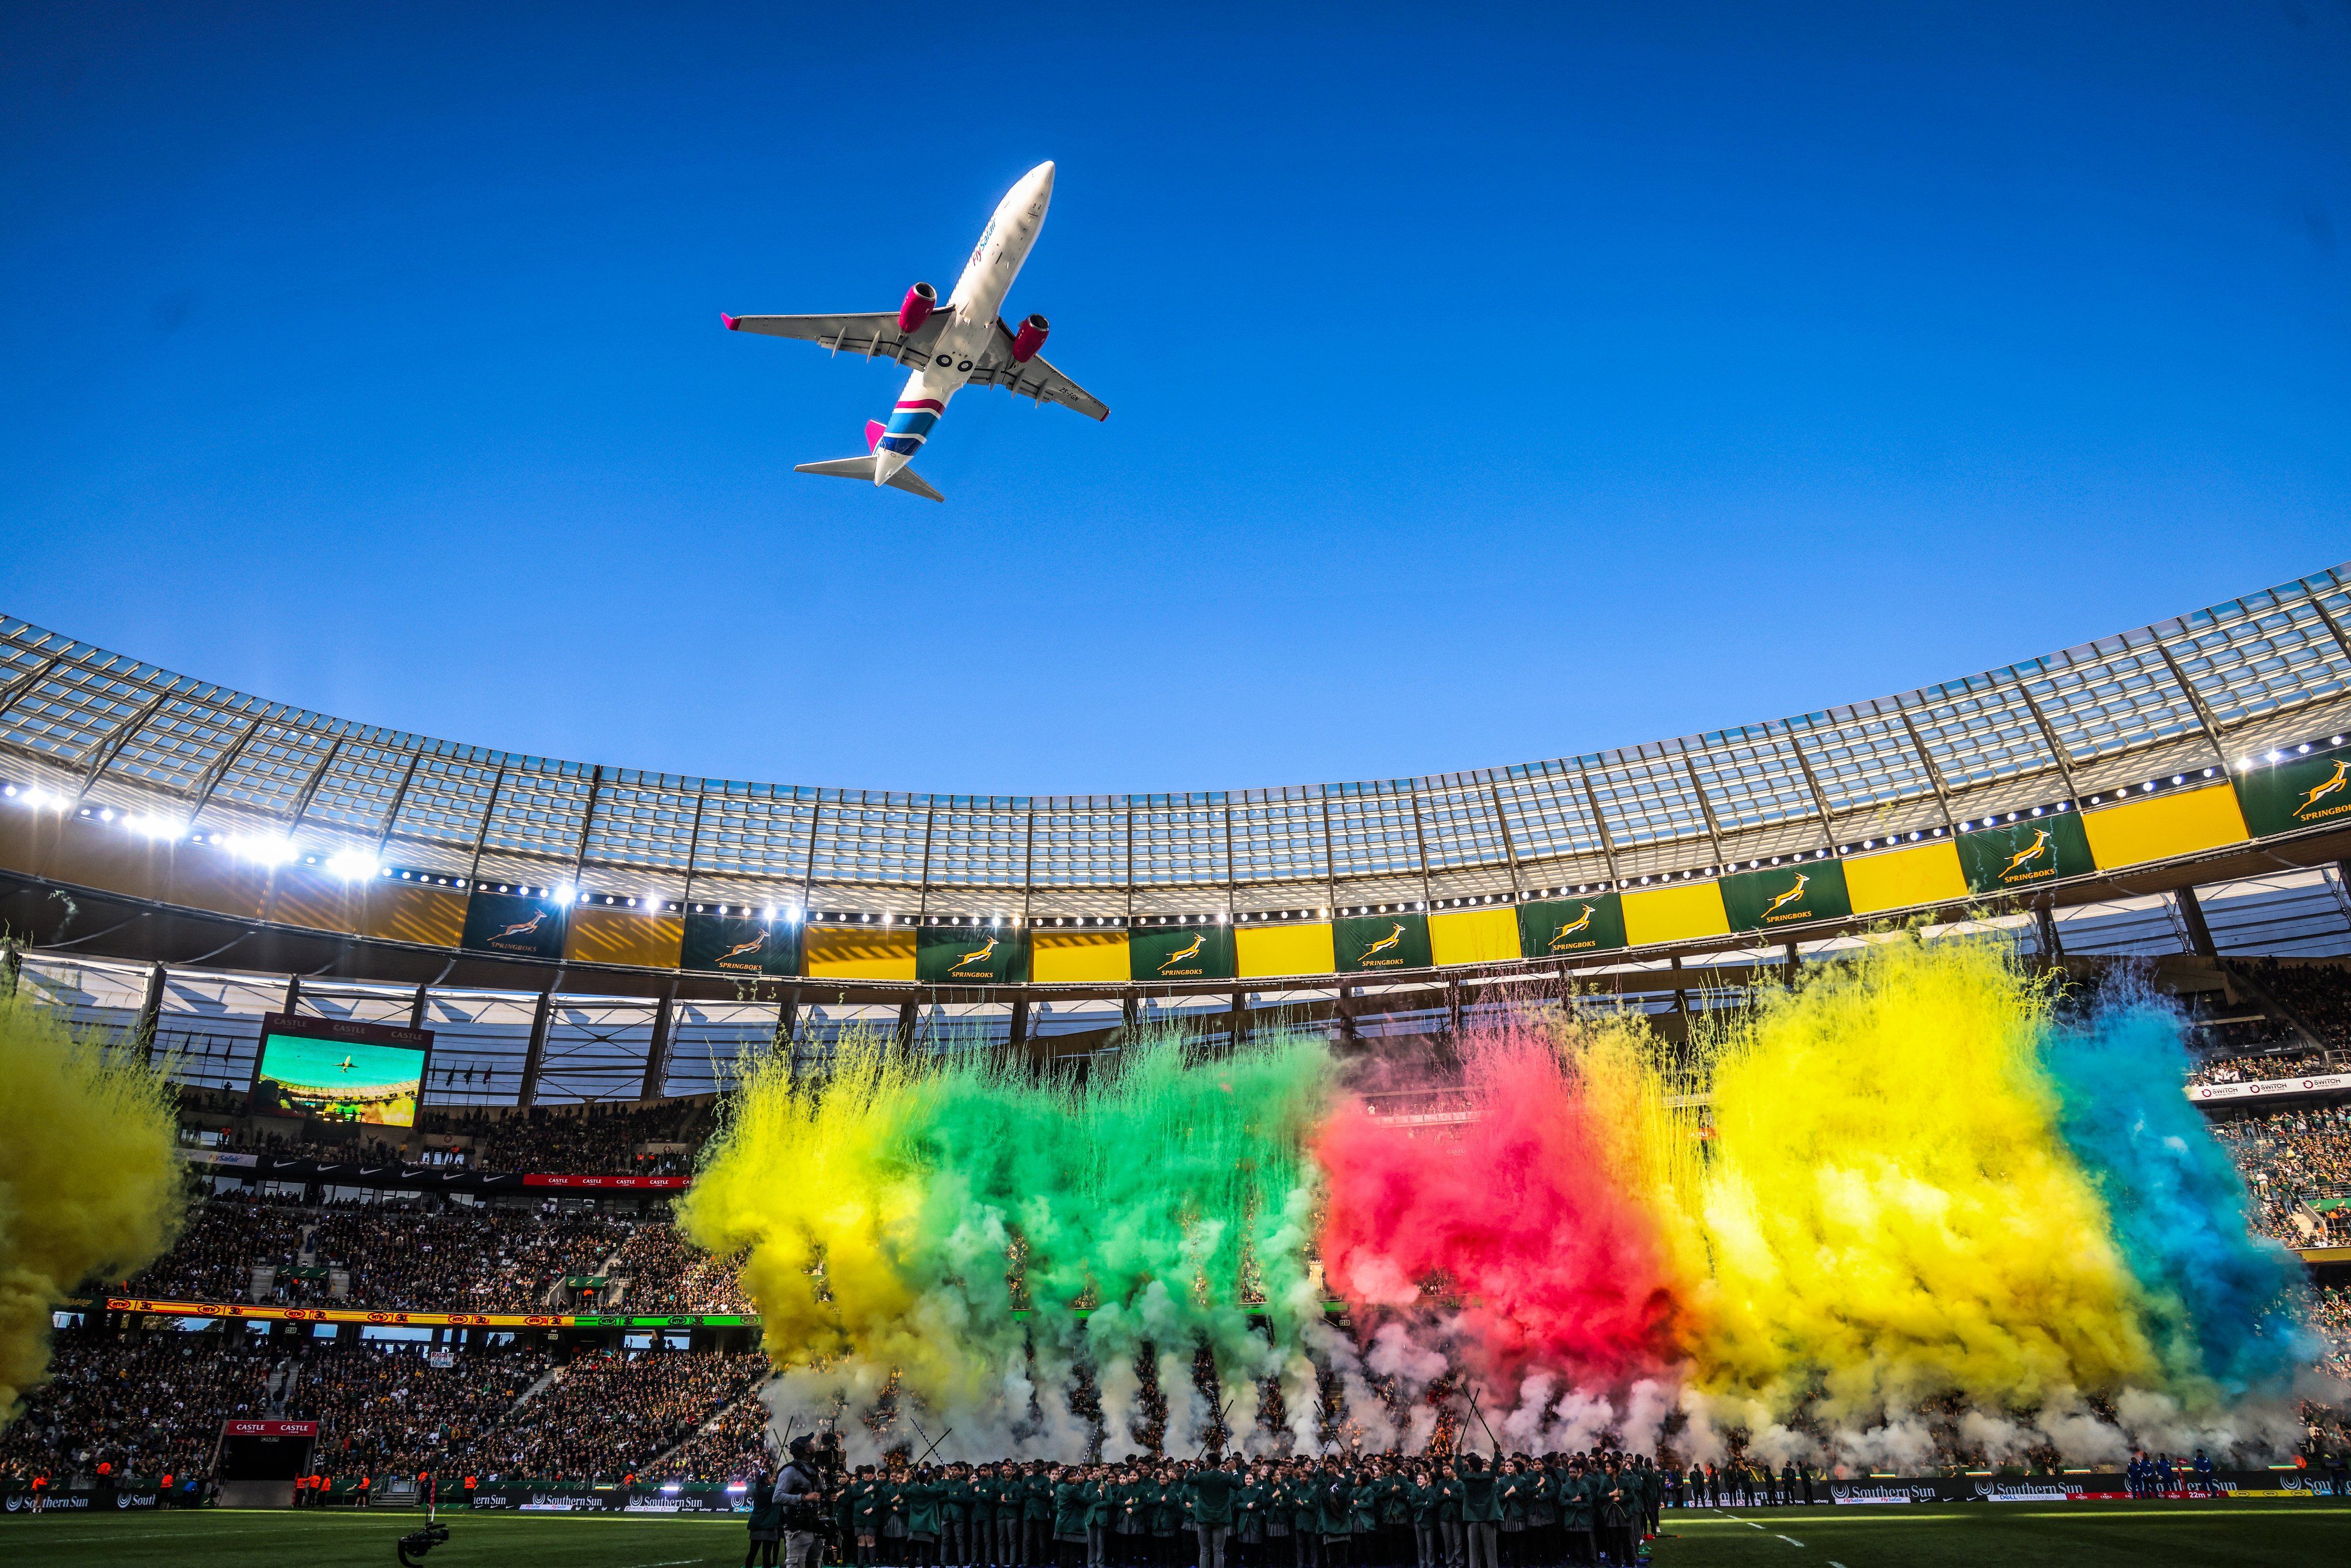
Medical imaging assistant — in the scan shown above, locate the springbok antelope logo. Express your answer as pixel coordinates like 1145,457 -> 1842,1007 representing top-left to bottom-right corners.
1761,873 -> 1810,919
718,931 -> 768,963
1358,921 -> 1407,963
492,910 -> 546,941
948,933 -> 999,973
2295,759 -> 2351,819
1546,905 -> 1597,951
2000,828 -> 2054,879
1157,932 -> 1206,973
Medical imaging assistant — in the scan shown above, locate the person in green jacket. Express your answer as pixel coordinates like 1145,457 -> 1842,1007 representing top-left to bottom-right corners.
941,1464 -> 973,1568
1052,1466 -> 1092,1568
1022,1463 -> 1056,1568
1405,1465 -> 1440,1568
1289,1464 -> 1321,1568
1085,1468 -> 1116,1568
1557,1461 -> 1593,1568
1433,1462 -> 1464,1568
848,1468 -> 881,1568
1182,1455 -> 1239,1568
1454,1454 -> 1499,1568
1234,1465 -> 1268,1568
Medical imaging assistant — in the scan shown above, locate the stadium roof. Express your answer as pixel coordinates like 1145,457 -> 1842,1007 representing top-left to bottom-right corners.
4,562 -> 2350,917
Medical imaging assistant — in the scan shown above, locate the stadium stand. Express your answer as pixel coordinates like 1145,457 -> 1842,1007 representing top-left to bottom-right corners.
468,1348 -> 770,1481
608,1224 -> 752,1314
2232,960 -> 2351,1054
2213,1105 -> 2351,1245
287,1341 -> 554,1476
0,1336 -> 274,1483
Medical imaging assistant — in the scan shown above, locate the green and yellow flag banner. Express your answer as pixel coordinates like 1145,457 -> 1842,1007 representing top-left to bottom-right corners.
1334,912 -> 1431,973
2234,744 -> 2351,838
680,913 -> 802,977
1516,894 -> 1628,957
1721,860 -> 1853,933
915,923 -> 1027,984
1129,922 -> 1236,981
1956,812 -> 2094,894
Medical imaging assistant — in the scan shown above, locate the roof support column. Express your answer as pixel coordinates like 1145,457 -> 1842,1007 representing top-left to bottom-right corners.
517,989 -> 556,1108
895,999 -> 919,1055
638,982 -> 677,1101
1008,994 -> 1030,1051
2173,884 -> 2218,958
1228,989 -> 1247,1049
408,984 -> 429,1031
134,961 -> 166,1064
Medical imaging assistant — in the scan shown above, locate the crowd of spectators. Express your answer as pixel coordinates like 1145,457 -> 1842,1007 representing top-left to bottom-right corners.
299,1206 -> 634,1313
437,1100 -> 715,1178
2213,1104 -> 2351,1245
119,1198 -> 310,1301
0,1336 -> 276,1483
285,1340 -> 553,1476
122,1198 -> 654,1313
611,1221 -> 752,1313
2315,1287 -> 2351,1388
2230,960 -> 2351,1053
2187,1047 -> 2335,1086
474,1348 -> 769,1481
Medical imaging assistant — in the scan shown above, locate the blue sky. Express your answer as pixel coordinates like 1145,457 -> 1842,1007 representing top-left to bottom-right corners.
3,3 -> 2346,797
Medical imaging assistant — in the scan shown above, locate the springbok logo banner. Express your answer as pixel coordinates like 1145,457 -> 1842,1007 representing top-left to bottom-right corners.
1956,812 -> 2094,893
1721,861 -> 1853,933
2233,744 -> 2351,838
1128,923 -> 1235,981
1516,894 -> 1628,957
681,913 -> 802,978
460,890 -> 569,960
1333,913 -> 1431,973
915,922 -> 1027,984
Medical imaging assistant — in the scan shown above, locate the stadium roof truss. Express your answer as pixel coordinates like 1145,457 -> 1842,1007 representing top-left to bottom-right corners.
3,564 -> 2351,918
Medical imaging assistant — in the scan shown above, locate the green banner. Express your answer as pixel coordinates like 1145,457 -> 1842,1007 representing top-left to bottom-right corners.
915,923 -> 1026,984
1128,922 -> 1236,981
1955,812 -> 2094,893
1516,894 -> 1628,957
1334,913 -> 1431,973
680,913 -> 801,977
460,891 -> 569,959
2234,745 -> 2351,838
1721,860 -> 1852,933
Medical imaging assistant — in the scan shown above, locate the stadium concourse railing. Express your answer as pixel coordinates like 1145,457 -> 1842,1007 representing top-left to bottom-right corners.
4,564 -> 2351,1032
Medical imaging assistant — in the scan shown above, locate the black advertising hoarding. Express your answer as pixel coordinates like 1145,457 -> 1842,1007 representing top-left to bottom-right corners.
680,913 -> 802,978
1516,894 -> 1628,958
460,890 -> 569,959
1333,913 -> 1431,973
1954,810 -> 2094,894
1720,859 -> 1853,933
1128,922 -> 1237,981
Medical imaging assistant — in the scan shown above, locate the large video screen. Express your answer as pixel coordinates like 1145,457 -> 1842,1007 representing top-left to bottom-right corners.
247,1012 -> 434,1128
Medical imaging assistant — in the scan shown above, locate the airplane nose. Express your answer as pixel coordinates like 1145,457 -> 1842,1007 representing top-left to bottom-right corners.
1030,160 -> 1055,192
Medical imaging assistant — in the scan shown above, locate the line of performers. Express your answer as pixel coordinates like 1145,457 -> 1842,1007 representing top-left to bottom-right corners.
831,1450 -> 1695,1568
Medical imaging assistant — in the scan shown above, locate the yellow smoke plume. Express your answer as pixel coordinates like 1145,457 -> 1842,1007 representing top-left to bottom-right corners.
1688,936 -> 2155,1425
0,989 -> 184,1426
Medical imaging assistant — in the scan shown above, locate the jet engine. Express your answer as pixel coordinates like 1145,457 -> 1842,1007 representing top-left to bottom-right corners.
1011,313 -> 1050,363
899,282 -> 937,333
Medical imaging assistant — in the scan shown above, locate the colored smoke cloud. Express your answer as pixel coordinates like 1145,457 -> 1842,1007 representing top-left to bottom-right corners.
0,990 -> 184,1429
684,936 -> 2321,1468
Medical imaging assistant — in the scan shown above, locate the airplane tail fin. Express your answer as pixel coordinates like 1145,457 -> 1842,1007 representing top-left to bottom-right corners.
792,455 -> 945,502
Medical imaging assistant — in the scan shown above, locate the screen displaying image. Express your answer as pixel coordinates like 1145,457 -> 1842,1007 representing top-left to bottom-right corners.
250,1023 -> 430,1128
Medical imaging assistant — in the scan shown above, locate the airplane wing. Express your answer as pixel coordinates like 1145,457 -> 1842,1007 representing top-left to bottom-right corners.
720,310 -> 954,367
963,319 -> 1111,421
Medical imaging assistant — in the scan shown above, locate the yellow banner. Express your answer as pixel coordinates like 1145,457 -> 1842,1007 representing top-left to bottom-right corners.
1429,906 -> 1521,967
2081,783 -> 2249,870
1621,881 -> 1730,946
1842,840 -> 1968,915
1030,930 -> 1130,983
1236,922 -> 1336,979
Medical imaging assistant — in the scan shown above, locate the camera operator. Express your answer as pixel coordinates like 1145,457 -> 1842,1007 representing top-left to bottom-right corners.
778,1430 -> 838,1568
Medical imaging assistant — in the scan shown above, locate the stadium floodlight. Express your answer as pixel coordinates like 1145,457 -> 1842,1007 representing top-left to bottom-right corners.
126,813 -> 189,839
554,883 -> 578,905
230,834 -> 296,865
324,849 -> 380,881
98,807 -> 114,821
18,786 -> 63,811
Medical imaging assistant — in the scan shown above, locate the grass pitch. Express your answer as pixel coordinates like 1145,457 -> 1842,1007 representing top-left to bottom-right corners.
4,1503 -> 2350,1568
1657,1499 -> 2351,1566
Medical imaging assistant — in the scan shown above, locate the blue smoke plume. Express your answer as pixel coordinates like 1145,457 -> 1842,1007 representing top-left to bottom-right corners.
2041,972 -> 2319,1398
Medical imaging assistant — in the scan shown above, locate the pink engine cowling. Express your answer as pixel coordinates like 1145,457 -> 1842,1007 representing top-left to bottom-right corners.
898,282 -> 938,334
1011,313 -> 1050,363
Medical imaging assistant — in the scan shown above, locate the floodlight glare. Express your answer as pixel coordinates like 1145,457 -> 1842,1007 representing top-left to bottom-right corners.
324,849 -> 381,881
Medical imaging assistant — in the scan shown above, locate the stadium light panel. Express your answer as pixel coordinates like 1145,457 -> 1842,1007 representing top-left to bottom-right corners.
325,849 -> 379,880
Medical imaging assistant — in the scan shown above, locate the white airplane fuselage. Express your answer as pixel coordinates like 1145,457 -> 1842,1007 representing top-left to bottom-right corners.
872,161 -> 1055,483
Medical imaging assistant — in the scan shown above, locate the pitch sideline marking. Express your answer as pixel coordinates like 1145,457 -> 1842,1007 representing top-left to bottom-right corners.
1776,1535 -> 1805,1547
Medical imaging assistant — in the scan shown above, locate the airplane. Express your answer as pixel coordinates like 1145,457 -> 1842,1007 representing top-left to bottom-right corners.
335,1055 -> 356,1073
720,161 -> 1107,502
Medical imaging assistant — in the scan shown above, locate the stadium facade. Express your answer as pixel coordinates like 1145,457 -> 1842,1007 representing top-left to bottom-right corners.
5,564 -> 2351,1104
